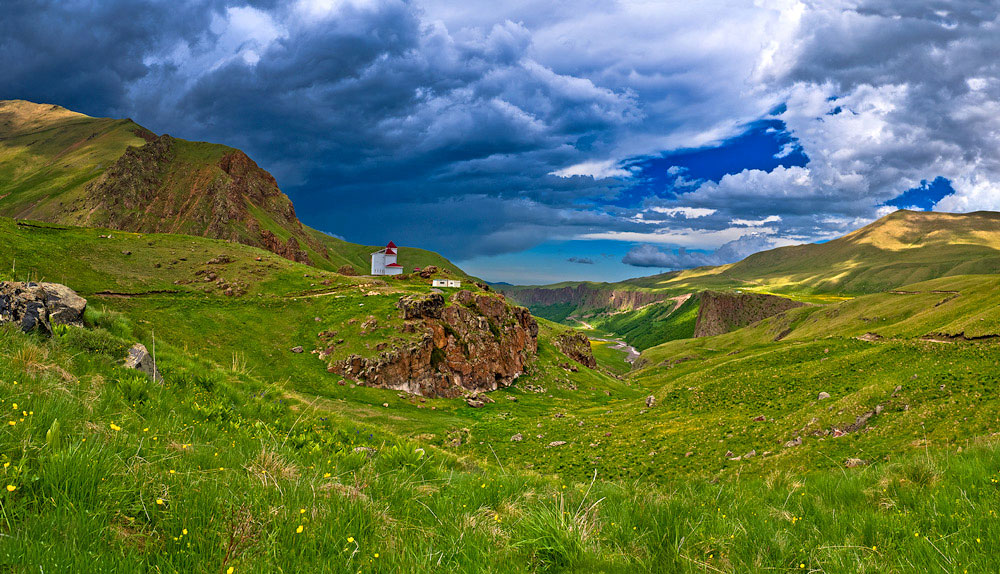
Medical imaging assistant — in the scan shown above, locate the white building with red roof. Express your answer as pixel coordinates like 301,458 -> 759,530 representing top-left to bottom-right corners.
371,241 -> 403,275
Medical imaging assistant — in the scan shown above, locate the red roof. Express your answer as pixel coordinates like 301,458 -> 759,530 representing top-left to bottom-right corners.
384,248 -> 396,255
386,241 -> 397,248
386,263 -> 402,267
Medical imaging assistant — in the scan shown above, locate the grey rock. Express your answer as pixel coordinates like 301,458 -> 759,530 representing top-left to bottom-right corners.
0,282 -> 87,335
510,433 -> 523,442
547,441 -> 567,447
124,343 -> 163,383
38,283 -> 86,326
646,395 -> 656,408
818,392 -> 831,400
290,346 -> 304,353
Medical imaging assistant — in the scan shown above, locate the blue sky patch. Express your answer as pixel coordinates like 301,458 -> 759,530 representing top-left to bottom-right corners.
613,119 -> 808,207
885,177 -> 955,211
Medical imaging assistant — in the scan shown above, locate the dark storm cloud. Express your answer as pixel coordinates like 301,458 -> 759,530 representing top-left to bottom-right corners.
6,0 -> 1000,269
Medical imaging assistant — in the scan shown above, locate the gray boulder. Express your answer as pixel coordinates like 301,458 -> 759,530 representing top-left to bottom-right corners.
124,343 -> 163,383
40,283 -> 87,326
0,282 -> 87,335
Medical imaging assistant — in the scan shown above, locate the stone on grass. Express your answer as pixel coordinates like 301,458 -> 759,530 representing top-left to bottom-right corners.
124,343 -> 163,383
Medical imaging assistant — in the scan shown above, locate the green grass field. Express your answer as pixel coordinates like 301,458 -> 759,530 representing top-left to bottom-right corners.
4,209 -> 1000,570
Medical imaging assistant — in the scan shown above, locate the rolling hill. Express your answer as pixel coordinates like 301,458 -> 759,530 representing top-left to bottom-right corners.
502,209 -> 1000,349
0,100 -> 466,276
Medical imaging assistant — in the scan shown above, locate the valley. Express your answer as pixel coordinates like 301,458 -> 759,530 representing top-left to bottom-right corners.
2,100 -> 1000,572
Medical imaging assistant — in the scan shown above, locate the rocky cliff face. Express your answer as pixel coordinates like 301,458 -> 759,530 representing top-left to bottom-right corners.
553,331 -> 597,368
0,282 -> 86,335
693,291 -> 806,338
502,284 -> 672,313
330,291 -> 538,398
83,135 -> 324,264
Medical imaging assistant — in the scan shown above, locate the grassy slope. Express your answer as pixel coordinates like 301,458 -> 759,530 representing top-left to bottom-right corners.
505,210 -> 1000,350
4,312 -> 1000,572
0,101 -> 147,220
589,295 -> 700,351
0,100 -> 467,278
630,210 -> 1000,296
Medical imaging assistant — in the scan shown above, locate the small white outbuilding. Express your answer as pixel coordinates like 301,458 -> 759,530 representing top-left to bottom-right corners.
432,279 -> 461,288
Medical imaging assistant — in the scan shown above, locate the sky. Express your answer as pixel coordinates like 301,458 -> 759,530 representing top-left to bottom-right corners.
4,0 -> 1000,284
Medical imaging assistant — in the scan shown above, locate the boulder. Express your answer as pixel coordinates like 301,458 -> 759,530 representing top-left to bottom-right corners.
418,265 -> 438,279
39,283 -> 87,326
396,293 -> 445,320
547,441 -> 567,448
645,395 -> 656,408
510,433 -> 523,442
553,331 -> 597,369
290,346 -> 304,354
124,343 -> 163,383
817,391 -> 831,400
0,282 -> 87,335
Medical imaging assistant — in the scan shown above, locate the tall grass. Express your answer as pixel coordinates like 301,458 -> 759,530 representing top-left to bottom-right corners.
1,323 -> 1000,572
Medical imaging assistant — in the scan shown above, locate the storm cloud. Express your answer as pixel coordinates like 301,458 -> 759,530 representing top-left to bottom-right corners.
4,1 -> 1000,274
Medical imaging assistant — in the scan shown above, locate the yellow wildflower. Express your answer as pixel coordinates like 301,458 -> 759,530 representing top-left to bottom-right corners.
182,529 -> 188,535
6,485 -> 15,492
110,423 -> 122,431
296,525 -> 304,534
156,498 -> 164,505
347,537 -> 355,543
227,568 -> 234,574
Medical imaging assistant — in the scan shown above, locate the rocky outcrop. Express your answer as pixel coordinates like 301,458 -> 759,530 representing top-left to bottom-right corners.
83,135 -> 325,264
0,282 -> 86,335
330,291 -> 538,398
553,331 -> 596,369
693,291 -> 806,338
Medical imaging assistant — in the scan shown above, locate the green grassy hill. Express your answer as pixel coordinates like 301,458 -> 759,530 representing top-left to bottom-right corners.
4,217 -> 1000,571
504,210 -> 1000,350
0,100 -> 466,276
6,101 -> 1000,572
631,210 -> 1000,295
